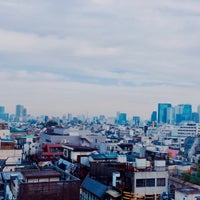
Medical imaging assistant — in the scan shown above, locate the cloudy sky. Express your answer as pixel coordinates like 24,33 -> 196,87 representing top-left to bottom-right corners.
1,0 -> 200,119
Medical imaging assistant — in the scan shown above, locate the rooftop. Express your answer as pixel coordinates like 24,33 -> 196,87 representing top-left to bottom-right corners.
21,169 -> 61,179
81,176 -> 108,198
177,187 -> 200,195
90,153 -> 118,160
62,144 -> 97,152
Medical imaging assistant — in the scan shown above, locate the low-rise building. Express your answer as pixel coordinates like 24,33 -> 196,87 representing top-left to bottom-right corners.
2,167 -> 80,200
63,144 -> 97,163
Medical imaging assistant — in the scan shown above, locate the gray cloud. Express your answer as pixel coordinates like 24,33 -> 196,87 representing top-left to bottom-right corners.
1,0 -> 200,118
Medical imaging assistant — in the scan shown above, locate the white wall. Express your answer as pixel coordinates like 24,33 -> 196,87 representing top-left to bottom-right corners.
0,149 -> 22,159
134,171 -> 168,195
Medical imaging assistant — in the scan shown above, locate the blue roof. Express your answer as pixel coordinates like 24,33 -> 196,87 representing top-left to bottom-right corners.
16,134 -> 36,139
91,153 -> 118,160
81,176 -> 108,199
21,134 -> 36,139
1,136 -> 14,142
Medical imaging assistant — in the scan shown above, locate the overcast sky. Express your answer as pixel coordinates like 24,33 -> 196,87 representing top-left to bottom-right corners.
1,0 -> 200,119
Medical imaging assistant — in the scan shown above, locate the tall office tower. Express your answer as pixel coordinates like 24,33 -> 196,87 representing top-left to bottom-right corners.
116,112 -> 127,125
116,111 -> 120,122
0,106 -> 5,114
0,106 -> 9,121
166,107 -> 175,124
23,108 -> 27,117
99,115 -> 105,122
44,115 -> 49,123
67,113 -> 72,121
151,111 -> 157,122
132,116 -> 140,127
158,103 -> 172,124
182,104 -> 192,121
16,104 -> 27,121
174,105 -> 182,124
175,104 -> 192,124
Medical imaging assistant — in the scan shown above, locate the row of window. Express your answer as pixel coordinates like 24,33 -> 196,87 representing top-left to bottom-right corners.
136,178 -> 165,187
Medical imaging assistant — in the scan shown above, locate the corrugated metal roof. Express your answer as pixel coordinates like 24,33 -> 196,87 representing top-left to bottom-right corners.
81,176 -> 108,198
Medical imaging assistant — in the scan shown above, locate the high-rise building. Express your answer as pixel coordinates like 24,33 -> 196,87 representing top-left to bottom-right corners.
67,113 -> 72,121
0,106 -> 9,121
16,104 -> 27,121
174,104 -> 192,124
166,107 -> 175,124
158,103 -> 172,124
182,104 -> 192,121
116,112 -> 127,125
132,116 -> 140,127
151,111 -> 157,122
99,115 -> 105,122
0,106 -> 5,114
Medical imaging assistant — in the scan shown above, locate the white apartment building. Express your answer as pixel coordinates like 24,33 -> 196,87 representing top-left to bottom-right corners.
124,159 -> 169,199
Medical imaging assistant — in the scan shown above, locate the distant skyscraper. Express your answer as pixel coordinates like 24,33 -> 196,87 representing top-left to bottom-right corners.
99,115 -> 105,122
182,104 -> 192,121
151,111 -> 157,122
175,104 -> 192,124
166,107 -> 175,124
0,106 -> 9,121
45,115 -> 49,123
116,112 -> 127,125
158,103 -> 172,124
67,113 -> 72,121
16,104 -> 27,121
0,106 -> 5,114
132,116 -> 140,127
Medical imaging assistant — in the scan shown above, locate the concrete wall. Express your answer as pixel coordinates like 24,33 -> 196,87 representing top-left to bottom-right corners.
134,171 -> 168,195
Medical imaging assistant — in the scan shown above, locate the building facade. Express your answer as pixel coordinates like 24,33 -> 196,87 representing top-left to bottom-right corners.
158,103 -> 172,124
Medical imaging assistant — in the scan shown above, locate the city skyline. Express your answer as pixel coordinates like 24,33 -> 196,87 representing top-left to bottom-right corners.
1,1 -> 200,119
1,102 -> 200,122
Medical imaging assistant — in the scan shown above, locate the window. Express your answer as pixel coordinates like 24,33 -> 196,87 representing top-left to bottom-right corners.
136,179 -> 145,187
157,178 -> 165,186
146,179 -> 155,187
136,179 -> 155,187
